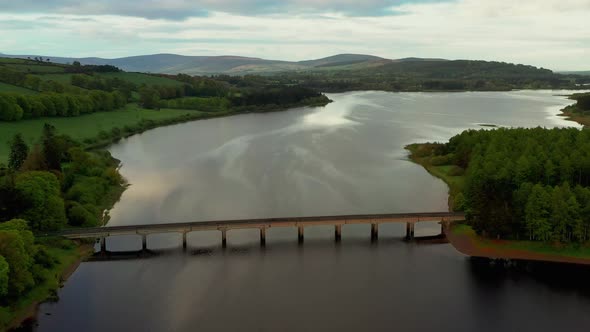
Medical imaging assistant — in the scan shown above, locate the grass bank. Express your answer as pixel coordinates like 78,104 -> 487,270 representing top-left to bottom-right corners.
0,105 -> 196,161
0,238 -> 94,331
451,224 -> 590,263
560,104 -> 590,127
405,143 -> 465,210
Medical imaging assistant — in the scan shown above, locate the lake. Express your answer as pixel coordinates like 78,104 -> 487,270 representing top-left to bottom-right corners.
33,91 -> 590,332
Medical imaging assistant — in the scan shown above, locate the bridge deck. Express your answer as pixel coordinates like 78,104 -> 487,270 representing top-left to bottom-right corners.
49,212 -> 465,239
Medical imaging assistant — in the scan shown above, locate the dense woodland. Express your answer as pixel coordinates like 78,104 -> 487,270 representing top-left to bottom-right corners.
422,126 -> 590,243
0,125 -> 123,303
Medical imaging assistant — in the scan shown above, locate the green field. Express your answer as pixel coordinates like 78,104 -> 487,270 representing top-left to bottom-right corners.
0,82 -> 38,94
34,73 -> 75,84
0,58 -> 28,64
97,72 -> 184,86
6,64 -> 65,74
0,105 -> 196,162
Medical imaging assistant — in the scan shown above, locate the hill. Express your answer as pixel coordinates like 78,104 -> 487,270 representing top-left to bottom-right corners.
559,71 -> 590,76
0,52 -> 426,75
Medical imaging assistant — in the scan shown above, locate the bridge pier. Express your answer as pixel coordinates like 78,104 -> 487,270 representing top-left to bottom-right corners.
260,228 -> 266,246
100,237 -> 106,253
371,223 -> 378,241
440,219 -> 450,235
221,229 -> 227,248
335,225 -> 342,242
298,226 -> 304,243
141,235 -> 147,251
182,232 -> 187,250
405,222 -> 415,240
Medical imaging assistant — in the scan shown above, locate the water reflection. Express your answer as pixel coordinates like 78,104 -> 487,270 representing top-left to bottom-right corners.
33,91 -> 590,332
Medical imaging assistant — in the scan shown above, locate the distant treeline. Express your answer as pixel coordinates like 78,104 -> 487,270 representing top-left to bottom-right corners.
230,86 -> 324,106
0,91 -> 127,121
422,127 -> 590,242
65,61 -> 121,73
277,60 -> 584,92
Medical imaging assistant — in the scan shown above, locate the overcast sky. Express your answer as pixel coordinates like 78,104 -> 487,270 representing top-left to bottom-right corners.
0,0 -> 588,70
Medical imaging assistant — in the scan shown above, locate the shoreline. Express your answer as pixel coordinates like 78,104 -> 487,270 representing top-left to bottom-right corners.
4,243 -> 94,331
447,225 -> 590,265
405,129 -> 590,265
3,96 -> 332,331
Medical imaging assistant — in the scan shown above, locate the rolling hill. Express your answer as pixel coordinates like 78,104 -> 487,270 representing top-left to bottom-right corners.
0,52 -> 440,75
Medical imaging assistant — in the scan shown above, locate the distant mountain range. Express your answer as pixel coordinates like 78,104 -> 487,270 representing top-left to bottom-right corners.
0,52 -> 448,75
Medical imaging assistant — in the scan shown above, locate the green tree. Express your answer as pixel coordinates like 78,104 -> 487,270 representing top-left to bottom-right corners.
0,255 -> 8,297
139,87 -> 160,109
0,230 -> 34,297
525,184 -> 552,241
42,123 -> 62,171
15,172 -> 67,231
8,134 -> 29,171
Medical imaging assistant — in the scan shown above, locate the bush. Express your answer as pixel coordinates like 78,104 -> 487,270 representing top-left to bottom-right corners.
67,202 -> 99,227
430,154 -> 454,166
448,165 -> 465,176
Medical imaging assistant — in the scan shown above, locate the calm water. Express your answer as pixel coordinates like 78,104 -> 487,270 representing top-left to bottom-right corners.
34,91 -> 590,331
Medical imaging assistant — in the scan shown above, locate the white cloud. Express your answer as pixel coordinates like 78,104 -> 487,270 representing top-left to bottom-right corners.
0,0 -> 588,70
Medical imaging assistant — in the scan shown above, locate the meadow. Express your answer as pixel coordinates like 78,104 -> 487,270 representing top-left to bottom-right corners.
0,105 -> 196,162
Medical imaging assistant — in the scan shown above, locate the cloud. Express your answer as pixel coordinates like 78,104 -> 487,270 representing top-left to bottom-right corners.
0,0 -> 588,70
0,0 -> 444,20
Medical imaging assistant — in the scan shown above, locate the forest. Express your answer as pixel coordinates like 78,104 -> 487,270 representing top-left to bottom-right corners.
0,124 -> 123,310
419,126 -> 590,242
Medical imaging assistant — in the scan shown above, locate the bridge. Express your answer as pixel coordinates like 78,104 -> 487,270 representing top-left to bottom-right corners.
51,212 -> 465,252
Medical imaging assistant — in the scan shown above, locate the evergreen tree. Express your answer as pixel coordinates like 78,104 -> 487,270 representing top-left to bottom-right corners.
8,134 -> 29,171
41,123 -> 61,171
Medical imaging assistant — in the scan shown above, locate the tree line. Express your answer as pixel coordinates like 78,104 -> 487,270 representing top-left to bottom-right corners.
426,127 -> 590,242
0,91 -> 127,121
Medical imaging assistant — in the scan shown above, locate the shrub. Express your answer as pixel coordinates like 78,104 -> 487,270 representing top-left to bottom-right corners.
448,165 -> 465,176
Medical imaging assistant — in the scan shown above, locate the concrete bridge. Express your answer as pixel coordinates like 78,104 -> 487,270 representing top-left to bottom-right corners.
50,212 -> 465,252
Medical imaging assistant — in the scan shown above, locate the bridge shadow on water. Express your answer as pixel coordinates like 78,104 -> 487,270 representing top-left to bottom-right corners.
86,235 -> 440,261
467,257 -> 590,298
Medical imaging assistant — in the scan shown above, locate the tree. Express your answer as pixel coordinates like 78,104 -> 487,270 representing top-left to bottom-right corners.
42,123 -> 62,171
525,184 -> 552,241
139,87 -> 160,109
0,229 -> 34,297
8,134 -> 29,171
20,144 -> 46,171
0,255 -> 8,297
15,171 -> 67,231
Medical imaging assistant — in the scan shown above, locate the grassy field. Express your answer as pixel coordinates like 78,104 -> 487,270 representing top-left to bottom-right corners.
6,64 -> 65,74
0,58 -> 28,64
452,224 -> 590,259
0,105 -> 196,162
405,144 -> 465,207
34,73 -> 75,84
0,82 -> 38,94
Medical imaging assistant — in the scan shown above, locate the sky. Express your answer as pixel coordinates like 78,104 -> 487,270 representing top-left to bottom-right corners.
0,0 -> 588,70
